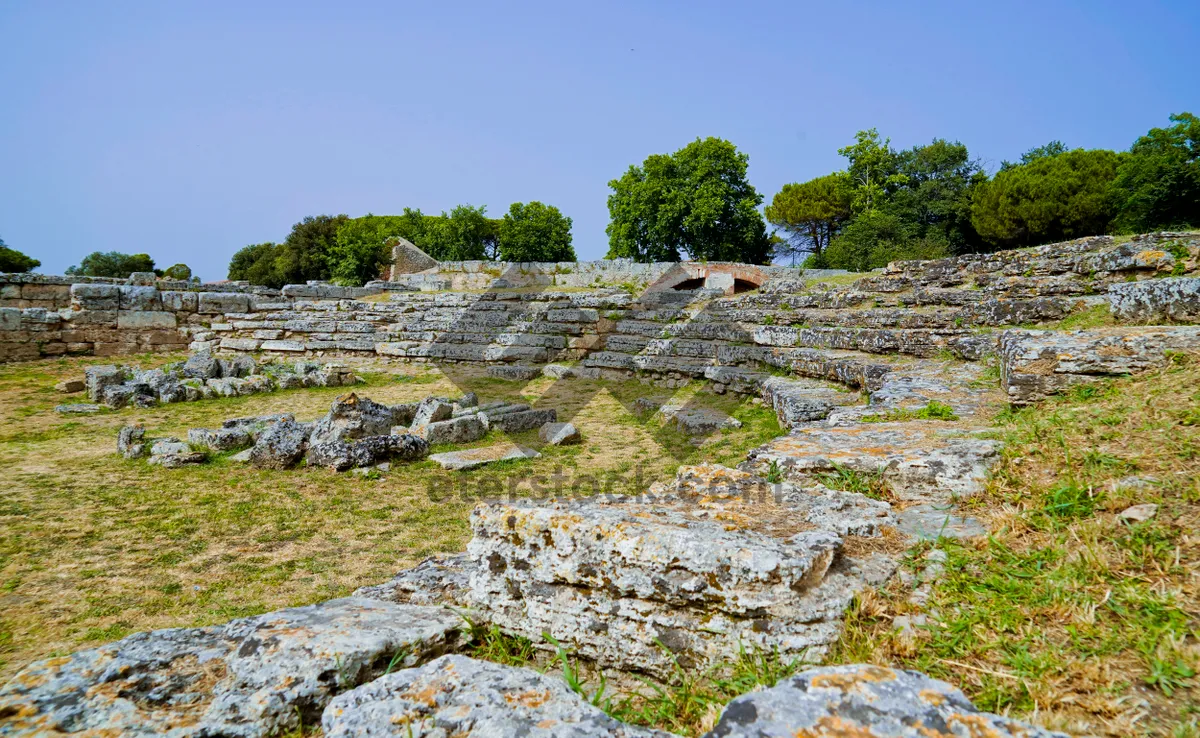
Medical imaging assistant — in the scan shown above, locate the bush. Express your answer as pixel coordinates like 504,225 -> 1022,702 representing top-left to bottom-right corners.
161,263 -> 192,281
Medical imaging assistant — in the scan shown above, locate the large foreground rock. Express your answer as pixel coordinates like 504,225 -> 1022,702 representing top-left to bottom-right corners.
0,598 -> 462,737
467,498 -> 885,678
323,655 -> 674,737
706,664 -> 1067,737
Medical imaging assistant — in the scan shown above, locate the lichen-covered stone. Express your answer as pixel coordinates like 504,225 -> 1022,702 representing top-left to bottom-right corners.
188,426 -> 254,452
309,392 -> 398,445
428,443 -> 540,470
411,413 -> 489,445
0,598 -> 462,738
354,554 -> 472,606
306,434 -> 429,471
760,376 -> 841,428
706,664 -> 1067,737
322,655 -> 674,738
117,424 -> 147,459
1109,277 -> 1200,323
249,418 -> 310,469
412,397 -> 454,426
84,364 -> 125,401
745,423 -> 1001,502
467,499 -> 873,677
999,327 -> 1200,404
487,407 -> 557,433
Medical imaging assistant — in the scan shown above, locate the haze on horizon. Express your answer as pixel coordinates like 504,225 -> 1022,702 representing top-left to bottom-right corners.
0,0 -> 1196,281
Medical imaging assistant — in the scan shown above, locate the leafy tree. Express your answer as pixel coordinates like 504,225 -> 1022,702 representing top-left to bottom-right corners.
273,214 -> 349,285
422,205 -> 493,261
838,128 -> 906,213
330,213 -> 416,286
0,237 -> 40,273
1112,112 -> 1200,232
606,137 -> 770,264
971,148 -> 1124,248
66,251 -> 156,278
889,138 -> 986,254
227,242 -> 284,287
764,174 -> 853,265
815,133 -> 984,269
498,201 -> 576,262
161,263 -> 192,280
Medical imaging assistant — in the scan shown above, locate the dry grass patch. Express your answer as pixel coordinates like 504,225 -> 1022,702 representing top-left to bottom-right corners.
0,354 -> 780,683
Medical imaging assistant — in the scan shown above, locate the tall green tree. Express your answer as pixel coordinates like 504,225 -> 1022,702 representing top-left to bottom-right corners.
423,205 -> 493,261
1001,140 -> 1069,171
66,251 -> 156,278
971,148 -> 1123,248
227,242 -> 283,287
1112,112 -> 1200,232
606,137 -> 770,263
498,201 -> 576,262
329,212 -> 425,285
0,237 -> 40,273
272,214 -> 349,285
890,138 -> 986,254
764,174 -> 853,266
837,128 -> 906,213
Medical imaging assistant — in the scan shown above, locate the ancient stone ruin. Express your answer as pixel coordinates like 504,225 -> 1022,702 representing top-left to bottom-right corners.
2,232 -> 1198,735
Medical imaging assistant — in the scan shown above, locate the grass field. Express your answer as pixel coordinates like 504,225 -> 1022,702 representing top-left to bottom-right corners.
0,353 -> 782,683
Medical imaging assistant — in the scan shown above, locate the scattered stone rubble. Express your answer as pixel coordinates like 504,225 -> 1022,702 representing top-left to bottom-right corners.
120,392 -> 570,472
78,352 -> 359,410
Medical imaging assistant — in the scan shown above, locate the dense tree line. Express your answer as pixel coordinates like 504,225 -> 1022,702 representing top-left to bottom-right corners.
229,202 -> 576,287
223,113 -> 1197,283
768,113 -> 1200,270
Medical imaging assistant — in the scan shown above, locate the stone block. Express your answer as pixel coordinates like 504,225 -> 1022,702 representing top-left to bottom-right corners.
69,283 -> 120,310
118,285 -> 161,311
117,311 -> 177,330
198,292 -> 251,314
538,421 -> 580,445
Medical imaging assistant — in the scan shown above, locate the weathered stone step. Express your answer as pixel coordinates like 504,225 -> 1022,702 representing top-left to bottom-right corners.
999,326 -> 1200,404
743,422 -> 1001,502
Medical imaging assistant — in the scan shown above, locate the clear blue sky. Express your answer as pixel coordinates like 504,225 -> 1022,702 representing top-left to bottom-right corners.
1,1 -> 1196,280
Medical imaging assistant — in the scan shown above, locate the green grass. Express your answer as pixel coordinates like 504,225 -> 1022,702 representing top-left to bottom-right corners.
861,400 -> 959,423
829,355 -> 1200,736
814,464 -> 892,501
